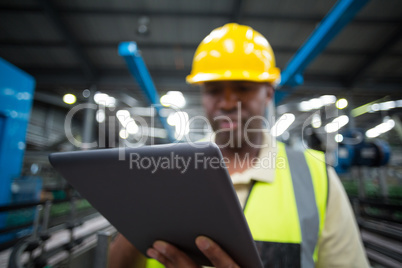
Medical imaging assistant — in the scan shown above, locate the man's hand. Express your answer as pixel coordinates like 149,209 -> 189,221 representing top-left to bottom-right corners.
146,236 -> 240,268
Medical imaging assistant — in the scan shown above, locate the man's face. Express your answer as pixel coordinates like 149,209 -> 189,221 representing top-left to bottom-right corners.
201,80 -> 273,146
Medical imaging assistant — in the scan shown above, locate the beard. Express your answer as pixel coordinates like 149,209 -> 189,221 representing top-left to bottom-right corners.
210,115 -> 264,150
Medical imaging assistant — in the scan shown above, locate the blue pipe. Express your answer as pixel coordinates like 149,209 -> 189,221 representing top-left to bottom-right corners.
276,0 -> 370,103
118,42 -> 175,142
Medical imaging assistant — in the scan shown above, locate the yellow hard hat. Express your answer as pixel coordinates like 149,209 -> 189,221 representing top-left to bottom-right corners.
186,23 -> 280,84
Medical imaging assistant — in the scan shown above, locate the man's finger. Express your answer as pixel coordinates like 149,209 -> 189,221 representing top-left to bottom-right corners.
147,248 -> 171,266
152,240 -> 200,268
196,236 -> 240,268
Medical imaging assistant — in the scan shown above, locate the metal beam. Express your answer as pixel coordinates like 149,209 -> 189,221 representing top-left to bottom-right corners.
22,67 -> 402,95
3,40 -> 402,58
277,0 -> 370,103
23,66 -> 402,81
345,22 -> 402,87
37,0 -> 97,81
230,0 -> 244,23
118,42 -> 175,142
1,5 -> 400,25
34,91 -> 73,108
24,66 -> 345,79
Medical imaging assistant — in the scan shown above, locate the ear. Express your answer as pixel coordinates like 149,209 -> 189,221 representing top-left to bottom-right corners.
265,83 -> 274,105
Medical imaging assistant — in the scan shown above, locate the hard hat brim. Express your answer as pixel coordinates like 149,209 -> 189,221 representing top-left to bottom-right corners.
186,68 -> 281,85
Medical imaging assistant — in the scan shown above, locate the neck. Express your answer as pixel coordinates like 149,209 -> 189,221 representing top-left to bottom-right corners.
217,132 -> 263,174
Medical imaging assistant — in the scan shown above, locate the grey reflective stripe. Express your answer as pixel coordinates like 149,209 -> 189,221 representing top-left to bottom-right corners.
286,147 -> 319,268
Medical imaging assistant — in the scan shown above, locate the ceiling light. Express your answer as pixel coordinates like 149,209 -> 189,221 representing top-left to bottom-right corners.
119,129 -> 129,139
335,98 -> 348,109
299,101 -> 312,112
160,91 -> 186,108
335,134 -> 343,143
63,93 -> 76,104
312,114 -> 322,128
371,103 -> 380,112
167,111 -> 189,139
298,95 -> 336,112
309,98 -> 323,109
82,89 -> 90,98
126,119 -> 139,134
96,109 -> 105,123
365,118 -> 395,138
137,16 -> 150,36
366,128 -> 380,138
116,110 -> 130,123
380,101 -> 396,111
271,113 -> 295,137
94,92 -> 116,107
325,115 -> 349,133
320,95 -> 336,105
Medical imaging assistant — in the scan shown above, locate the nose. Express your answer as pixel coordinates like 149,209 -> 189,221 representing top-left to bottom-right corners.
218,87 -> 239,111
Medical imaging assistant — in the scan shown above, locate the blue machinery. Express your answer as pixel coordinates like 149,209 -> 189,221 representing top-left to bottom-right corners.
119,0 -> 371,134
336,138 -> 391,174
0,58 -> 36,241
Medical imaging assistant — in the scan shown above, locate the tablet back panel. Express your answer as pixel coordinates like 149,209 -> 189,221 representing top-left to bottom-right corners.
49,143 -> 263,267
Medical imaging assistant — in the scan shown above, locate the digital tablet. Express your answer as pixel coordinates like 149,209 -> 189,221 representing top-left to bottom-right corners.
49,142 -> 263,267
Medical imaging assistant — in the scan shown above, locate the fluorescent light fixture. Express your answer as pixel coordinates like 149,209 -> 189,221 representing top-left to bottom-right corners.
63,94 -> 76,104
312,114 -> 322,128
299,101 -> 312,112
298,95 -> 336,112
325,115 -> 349,133
320,95 -> 336,105
126,119 -> 139,134
335,134 -> 343,143
271,113 -> 295,137
309,98 -> 323,109
365,118 -> 395,138
160,91 -> 186,108
335,98 -> 348,109
119,129 -> 128,139
376,119 -> 395,133
96,109 -> 105,123
366,128 -> 380,138
116,110 -> 130,123
167,111 -> 188,126
116,110 -> 138,135
94,92 -> 116,107
371,103 -> 380,112
82,89 -> 90,98
167,111 -> 190,138
380,101 -> 396,111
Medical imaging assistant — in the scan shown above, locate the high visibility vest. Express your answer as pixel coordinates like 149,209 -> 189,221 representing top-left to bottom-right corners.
146,142 -> 328,268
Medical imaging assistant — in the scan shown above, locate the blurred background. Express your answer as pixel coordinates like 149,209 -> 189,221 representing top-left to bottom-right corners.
0,0 -> 402,267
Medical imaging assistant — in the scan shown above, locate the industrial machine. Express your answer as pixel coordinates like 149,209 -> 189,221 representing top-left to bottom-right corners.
0,58 -> 36,243
335,130 -> 391,174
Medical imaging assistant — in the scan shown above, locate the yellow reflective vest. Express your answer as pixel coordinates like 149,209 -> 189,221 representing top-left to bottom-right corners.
147,142 -> 328,268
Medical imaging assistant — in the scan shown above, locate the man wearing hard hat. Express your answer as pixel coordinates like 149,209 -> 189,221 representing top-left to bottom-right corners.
110,24 -> 369,268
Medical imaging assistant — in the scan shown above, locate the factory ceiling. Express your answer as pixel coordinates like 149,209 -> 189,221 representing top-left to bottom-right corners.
1,0 -> 402,149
